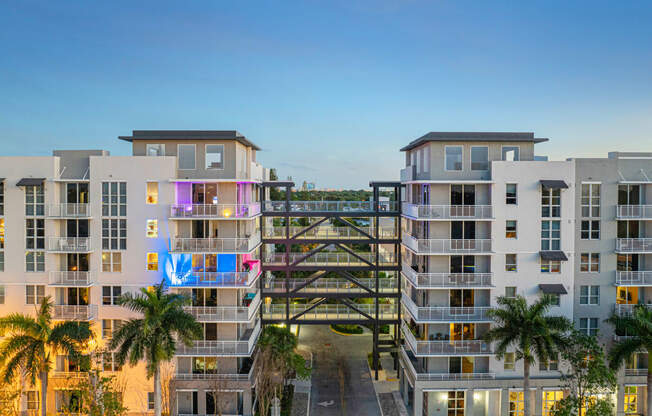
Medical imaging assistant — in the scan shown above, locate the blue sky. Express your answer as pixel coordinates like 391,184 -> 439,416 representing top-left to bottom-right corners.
1,1 -> 651,188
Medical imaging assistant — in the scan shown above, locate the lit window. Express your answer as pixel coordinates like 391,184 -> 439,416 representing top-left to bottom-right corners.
509,391 -> 524,416
447,392 -> 464,414
580,286 -> 600,305
505,254 -> 517,272
206,144 -> 225,169
147,253 -> 158,271
103,352 -> 122,372
624,386 -> 638,415
581,220 -> 600,240
542,391 -> 563,416
506,220 -> 517,239
581,183 -> 601,217
540,260 -> 561,274
26,285 -> 45,305
146,144 -> 165,156
178,144 -> 196,170
102,252 -> 122,273
147,220 -> 158,238
580,253 -> 600,272
445,146 -> 463,171
505,287 -> 516,299
506,184 -> 517,205
146,182 -> 158,204
504,352 -> 515,370
470,146 -> 488,171
26,391 -> 39,410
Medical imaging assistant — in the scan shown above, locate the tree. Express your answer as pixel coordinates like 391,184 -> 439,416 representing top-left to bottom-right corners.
254,326 -> 310,416
607,304 -> 652,416
65,366 -> 128,416
0,297 -> 93,416
110,282 -> 202,416
484,295 -> 572,416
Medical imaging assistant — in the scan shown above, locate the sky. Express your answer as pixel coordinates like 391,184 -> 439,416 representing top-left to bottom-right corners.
1,1 -> 651,189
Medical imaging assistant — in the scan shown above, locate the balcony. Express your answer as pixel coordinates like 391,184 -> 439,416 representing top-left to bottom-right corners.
250,161 -> 265,181
48,271 -> 95,286
264,251 -> 398,267
402,234 -> 492,254
169,203 -> 261,219
401,323 -> 491,356
615,271 -> 652,286
53,305 -> 97,320
169,235 -> 261,253
47,203 -> 91,218
625,368 -> 648,377
614,304 -> 641,316
400,165 -> 416,182
402,204 -> 492,220
262,302 -> 398,322
402,296 -> 491,323
168,267 -> 261,288
617,205 -> 652,219
175,321 -> 261,356
402,265 -> 492,288
263,226 -> 397,240
47,237 -> 91,253
262,200 -> 397,214
184,292 -> 260,322
616,238 -> 652,253
51,371 -> 88,380
399,347 -> 495,383
264,277 -> 398,294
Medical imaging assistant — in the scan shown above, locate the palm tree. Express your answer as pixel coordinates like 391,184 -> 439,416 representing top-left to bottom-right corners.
110,282 -> 202,416
607,304 -> 652,416
484,294 -> 571,416
0,296 -> 93,416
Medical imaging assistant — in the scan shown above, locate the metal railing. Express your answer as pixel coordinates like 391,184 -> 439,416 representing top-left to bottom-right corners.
624,368 -> 648,376
175,321 -> 261,356
617,205 -> 652,219
402,296 -> 491,322
51,371 -> 89,379
264,251 -> 397,266
401,323 -> 491,356
399,347 -> 494,381
264,277 -> 398,293
402,235 -> 492,254
615,304 -> 638,316
401,265 -> 492,288
262,303 -> 397,321
262,200 -> 397,213
48,271 -> 95,286
169,236 -> 260,253
402,204 -> 492,220
263,226 -> 397,239
52,305 -> 97,320
183,292 -> 260,322
615,271 -> 652,286
616,238 -> 652,253
47,237 -> 91,252
169,203 -> 261,219
168,268 -> 261,288
47,203 -> 91,218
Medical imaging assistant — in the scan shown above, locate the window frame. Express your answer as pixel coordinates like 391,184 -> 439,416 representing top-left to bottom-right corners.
580,220 -> 600,240
25,251 -> 45,272
505,254 -> 517,272
178,144 -> 197,170
501,145 -> 520,161
205,144 -> 225,170
147,252 -> 159,271
444,145 -> 463,171
146,143 -> 165,156
26,285 -> 45,305
579,317 -> 599,336
504,352 -> 515,370
102,252 -> 122,273
146,182 -> 159,204
581,183 -> 601,218
580,253 -> 600,273
541,187 -> 561,218
506,220 -> 517,239
505,286 -> 516,299
101,181 -> 127,217
102,286 -> 122,306
470,146 -> 489,171
579,285 -> 600,305
506,183 -> 517,205
146,219 -> 158,238
541,220 -> 561,251
540,259 -> 561,274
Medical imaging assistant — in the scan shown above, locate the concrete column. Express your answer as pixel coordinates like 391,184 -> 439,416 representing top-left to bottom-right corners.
197,390 -> 206,415
414,387 -> 423,416
616,383 -> 625,416
465,389 -> 474,416
243,388 -> 253,416
500,388 -> 510,416
534,388 -> 542,416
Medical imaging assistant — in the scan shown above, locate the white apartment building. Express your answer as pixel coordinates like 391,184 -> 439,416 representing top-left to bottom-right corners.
398,132 -> 652,416
0,131 -> 266,416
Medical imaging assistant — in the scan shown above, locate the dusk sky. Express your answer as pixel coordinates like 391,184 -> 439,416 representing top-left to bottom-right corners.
1,1 -> 651,188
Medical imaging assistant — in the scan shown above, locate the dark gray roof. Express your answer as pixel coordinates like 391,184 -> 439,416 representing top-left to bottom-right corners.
539,250 -> 569,261
400,132 -> 548,151
540,180 -> 569,189
16,178 -> 45,186
539,284 -> 568,295
118,130 -> 260,151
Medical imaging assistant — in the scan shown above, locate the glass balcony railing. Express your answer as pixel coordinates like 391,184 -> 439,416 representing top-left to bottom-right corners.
264,251 -> 397,267
263,226 -> 397,239
169,203 -> 261,219
262,200 -> 397,213
264,276 -> 398,293
399,346 -> 494,382
52,305 -> 97,321
402,204 -> 492,220
262,303 -> 397,321
169,235 -> 261,253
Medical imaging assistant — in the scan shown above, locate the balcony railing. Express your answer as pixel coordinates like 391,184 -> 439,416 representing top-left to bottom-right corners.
263,226 -> 397,240
399,347 -> 494,382
47,203 -> 91,218
402,235 -> 492,254
184,292 -> 260,322
169,236 -> 261,253
175,321 -> 261,356
625,368 -> 648,376
616,238 -> 652,253
169,203 -> 261,219
400,165 -> 416,182
401,265 -> 492,288
401,324 -> 491,356
615,271 -> 652,286
51,371 -> 89,379
402,204 -> 492,220
48,271 -> 95,286
402,296 -> 491,322
53,305 -> 97,320
168,268 -> 261,288
47,237 -> 91,252
262,303 -> 397,321
617,205 -> 652,219
264,277 -> 398,293
262,200 -> 397,213
264,251 -> 397,266
614,304 -> 639,316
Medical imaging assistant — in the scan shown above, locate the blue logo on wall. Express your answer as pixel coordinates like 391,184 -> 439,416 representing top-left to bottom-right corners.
165,253 -> 192,286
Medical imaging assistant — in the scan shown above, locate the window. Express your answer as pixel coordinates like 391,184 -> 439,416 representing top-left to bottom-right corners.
25,251 -> 45,272
201,322 -> 218,341
505,287 -> 516,299
504,352 -> 515,370
102,252 -> 122,272
102,286 -> 122,305
0,181 -> 4,215
470,146 -> 488,171
540,260 -> 561,274
0,218 -> 4,272
103,352 -> 122,372
581,220 -> 600,240
0,252 -> 3,272
542,391 -> 563,416
26,285 -> 45,305
505,254 -> 517,272
0,286 -> 4,303
549,294 -> 561,306
25,185 -> 45,216
102,319 -> 123,339
192,356 -> 217,374
619,184 -> 640,205
146,143 -> 165,156
178,144 -> 196,170
146,182 -> 158,204
579,318 -> 598,336
102,219 -> 127,250
506,220 -> 517,239
581,183 -> 601,217
580,286 -> 600,305
206,144 -> 224,169
502,146 -> 519,161
445,146 -> 463,171
624,386 -> 638,415
580,253 -> 600,272
506,184 -> 517,205
541,188 -> 561,217
509,391 -> 524,416
26,391 -> 39,411
541,220 -> 560,250
147,253 -> 158,271
102,182 -> 127,217
447,391 -> 464,414
539,355 -> 559,371
146,220 -> 158,238
25,218 -> 45,249
148,392 -> 155,411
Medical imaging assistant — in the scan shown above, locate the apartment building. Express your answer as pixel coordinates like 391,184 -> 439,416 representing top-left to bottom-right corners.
0,131 -> 266,416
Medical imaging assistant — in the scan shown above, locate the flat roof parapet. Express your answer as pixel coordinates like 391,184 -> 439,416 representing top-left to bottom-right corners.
118,130 -> 260,150
401,131 -> 548,151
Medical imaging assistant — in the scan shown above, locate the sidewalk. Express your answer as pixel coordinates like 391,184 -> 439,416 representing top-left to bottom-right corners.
370,354 -> 409,416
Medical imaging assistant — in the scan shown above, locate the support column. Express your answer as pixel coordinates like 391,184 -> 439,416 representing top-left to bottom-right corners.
617,383 -> 625,416
413,387 -> 423,416
500,388 -> 510,416
197,390 -> 206,416
534,387 -> 542,416
465,389 -> 474,416
243,388 -> 253,416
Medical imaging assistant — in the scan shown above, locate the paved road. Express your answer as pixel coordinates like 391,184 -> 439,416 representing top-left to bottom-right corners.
298,325 -> 381,416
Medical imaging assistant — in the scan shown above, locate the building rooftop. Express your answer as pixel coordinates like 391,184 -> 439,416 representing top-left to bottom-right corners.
118,130 -> 260,150
400,132 -> 548,151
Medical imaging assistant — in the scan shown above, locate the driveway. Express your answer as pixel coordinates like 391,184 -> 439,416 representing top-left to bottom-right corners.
298,325 -> 381,416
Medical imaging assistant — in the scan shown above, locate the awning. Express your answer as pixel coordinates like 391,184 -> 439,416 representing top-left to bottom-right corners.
539,284 -> 568,295
16,178 -> 45,186
540,180 -> 568,189
539,250 -> 568,261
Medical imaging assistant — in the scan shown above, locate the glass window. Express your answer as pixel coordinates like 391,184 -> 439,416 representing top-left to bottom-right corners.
505,254 -> 517,272
447,391 -> 464,414
25,251 -> 45,272
26,285 -> 45,305
580,253 -> 600,272
102,252 -> 122,272
502,146 -> 520,161
506,184 -> 517,204
206,144 -> 224,169
539,355 -> 559,371
505,287 -> 516,299
580,286 -> 600,305
624,386 -> 638,415
579,318 -> 598,336
178,144 -> 196,170
541,188 -> 561,218
147,253 -> 158,271
542,391 -> 563,416
506,220 -> 517,239
148,392 -> 155,410
146,144 -> 165,156
146,182 -> 158,204
146,220 -> 158,238
103,352 -> 122,372
541,220 -> 560,250
25,185 -> 45,216
0,218 -> 4,272
470,146 -> 488,171
26,218 -> 45,249
102,219 -> 127,250
504,352 -> 515,370
102,286 -> 122,305
26,391 -> 39,411
445,146 -> 463,171
618,185 -> 640,205
540,260 -> 561,273
0,181 -> 4,215
509,391 -> 524,416
581,220 -> 600,240
0,286 -> 4,304
581,183 -> 601,217
102,182 -> 127,217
